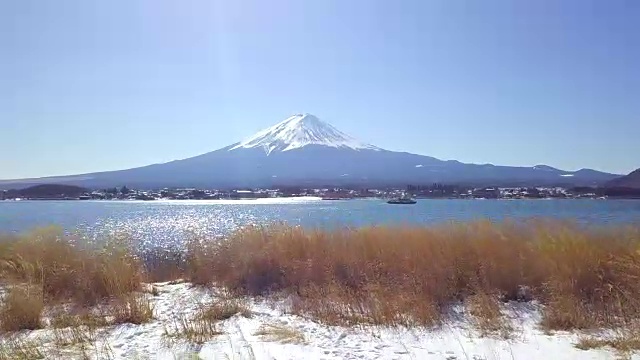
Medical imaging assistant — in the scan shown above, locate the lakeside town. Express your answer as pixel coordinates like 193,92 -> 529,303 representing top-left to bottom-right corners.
0,183 -> 618,201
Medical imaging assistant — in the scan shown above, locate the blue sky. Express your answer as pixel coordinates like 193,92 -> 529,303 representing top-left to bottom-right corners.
1,0 -> 638,179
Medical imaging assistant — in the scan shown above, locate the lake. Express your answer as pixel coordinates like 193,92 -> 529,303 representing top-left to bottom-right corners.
1,198 -> 640,249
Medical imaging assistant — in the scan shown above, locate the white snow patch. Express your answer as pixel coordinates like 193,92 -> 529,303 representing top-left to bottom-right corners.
560,174 -> 575,177
415,164 -> 424,168
0,282 -> 625,360
229,113 -> 380,155
533,165 -> 558,172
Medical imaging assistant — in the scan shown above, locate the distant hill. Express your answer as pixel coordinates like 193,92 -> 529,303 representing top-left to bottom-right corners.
0,113 -> 621,189
5,184 -> 88,199
605,168 -> 640,189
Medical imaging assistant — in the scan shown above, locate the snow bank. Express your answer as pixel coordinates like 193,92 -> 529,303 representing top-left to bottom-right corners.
0,282 -> 627,359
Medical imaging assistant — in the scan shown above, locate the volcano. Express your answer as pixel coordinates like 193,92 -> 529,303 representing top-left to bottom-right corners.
0,113 -> 620,189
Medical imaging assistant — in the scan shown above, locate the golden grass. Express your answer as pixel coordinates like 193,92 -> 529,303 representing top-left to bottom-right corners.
109,293 -> 154,325
184,221 -> 640,330
163,298 -> 250,345
467,292 -> 513,338
0,228 -> 154,336
0,286 -> 44,333
2,220 -> 640,335
0,227 -> 143,306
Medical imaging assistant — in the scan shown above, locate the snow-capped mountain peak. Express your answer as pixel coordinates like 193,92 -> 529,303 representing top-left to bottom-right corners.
229,113 -> 380,155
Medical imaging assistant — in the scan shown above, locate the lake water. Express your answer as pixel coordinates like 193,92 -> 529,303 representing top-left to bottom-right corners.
1,198 -> 640,249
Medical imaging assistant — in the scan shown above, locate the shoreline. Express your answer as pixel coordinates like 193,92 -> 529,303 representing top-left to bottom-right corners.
3,196 -> 640,202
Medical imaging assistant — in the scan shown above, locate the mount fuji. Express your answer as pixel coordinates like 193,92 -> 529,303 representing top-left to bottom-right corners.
0,113 -> 620,189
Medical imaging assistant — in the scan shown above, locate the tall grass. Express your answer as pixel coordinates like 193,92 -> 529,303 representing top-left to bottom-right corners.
0,227 -> 143,306
0,286 -> 43,332
0,227 -> 148,334
109,293 -> 154,325
2,220 -> 640,333
185,221 -> 640,330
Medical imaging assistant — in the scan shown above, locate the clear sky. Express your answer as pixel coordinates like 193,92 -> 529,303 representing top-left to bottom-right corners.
1,0 -> 638,179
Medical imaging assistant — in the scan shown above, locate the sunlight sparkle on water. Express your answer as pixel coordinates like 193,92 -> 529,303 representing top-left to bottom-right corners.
2,199 -> 640,253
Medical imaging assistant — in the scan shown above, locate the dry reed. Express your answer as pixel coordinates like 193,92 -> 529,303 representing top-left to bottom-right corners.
184,221 -> 640,330
0,286 -> 44,333
0,227 -> 143,306
2,220 -> 640,333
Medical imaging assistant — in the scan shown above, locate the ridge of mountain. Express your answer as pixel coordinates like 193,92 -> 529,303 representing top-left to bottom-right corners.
605,168 -> 640,189
0,113 -> 621,189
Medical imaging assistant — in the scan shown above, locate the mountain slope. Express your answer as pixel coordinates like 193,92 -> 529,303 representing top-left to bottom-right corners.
0,113 -> 620,189
605,168 -> 640,189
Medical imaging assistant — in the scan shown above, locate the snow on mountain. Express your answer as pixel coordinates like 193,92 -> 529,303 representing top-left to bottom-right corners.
229,113 -> 380,155
0,113 -> 621,189
533,165 -> 560,172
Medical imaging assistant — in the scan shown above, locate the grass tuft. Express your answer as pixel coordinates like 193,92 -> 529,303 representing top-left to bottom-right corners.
110,293 -> 154,325
163,298 -> 249,345
199,298 -> 252,322
164,312 -> 222,346
576,329 -> 640,359
255,323 -> 306,344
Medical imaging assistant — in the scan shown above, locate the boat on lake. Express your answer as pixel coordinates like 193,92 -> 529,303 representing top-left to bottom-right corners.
387,193 -> 417,204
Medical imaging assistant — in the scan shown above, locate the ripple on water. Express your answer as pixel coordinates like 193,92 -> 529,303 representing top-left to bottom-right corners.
1,199 -> 640,252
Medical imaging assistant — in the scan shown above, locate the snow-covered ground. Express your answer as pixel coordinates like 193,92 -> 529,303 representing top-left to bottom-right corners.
1,282 -> 631,359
